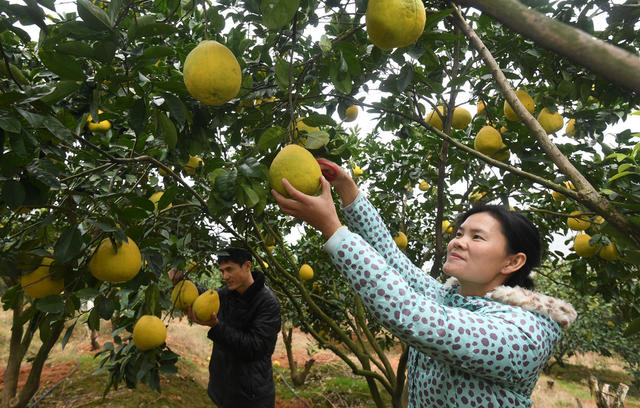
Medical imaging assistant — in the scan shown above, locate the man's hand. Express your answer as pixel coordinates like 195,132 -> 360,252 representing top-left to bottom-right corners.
168,268 -> 184,285
187,306 -> 219,327
272,176 -> 343,239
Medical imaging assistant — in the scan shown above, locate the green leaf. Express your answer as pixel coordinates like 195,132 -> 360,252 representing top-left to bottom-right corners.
304,114 -> 336,127
74,287 -> 99,300
39,51 -> 85,81
77,0 -> 112,31
141,46 -> 174,60
144,284 -> 160,316
0,117 -> 22,133
275,57 -> 290,90
88,308 -> 100,331
96,296 -> 115,320
157,113 -> 178,150
261,0 -> 299,30
397,65 -> 413,92
40,80 -> 81,104
623,316 -> 640,337
240,183 -> 259,207
330,59 -> 352,94
305,130 -> 330,149
56,41 -> 95,57
609,171 -> 639,182
2,180 -> 26,209
257,126 -> 285,151
127,15 -> 177,40
35,295 -> 65,314
61,321 -> 76,350
319,34 -> 332,54
27,159 -> 61,190
1,285 -> 22,311
215,170 -> 237,202
129,99 -> 147,136
163,94 -> 186,125
54,226 -> 82,263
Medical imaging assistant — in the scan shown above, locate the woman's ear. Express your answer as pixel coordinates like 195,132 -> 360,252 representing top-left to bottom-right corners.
501,252 -> 527,275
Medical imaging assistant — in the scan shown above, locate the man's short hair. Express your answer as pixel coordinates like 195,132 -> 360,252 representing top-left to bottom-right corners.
216,247 -> 252,266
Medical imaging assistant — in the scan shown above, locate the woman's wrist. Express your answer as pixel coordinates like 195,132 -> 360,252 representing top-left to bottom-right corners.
321,220 -> 344,239
335,178 -> 359,206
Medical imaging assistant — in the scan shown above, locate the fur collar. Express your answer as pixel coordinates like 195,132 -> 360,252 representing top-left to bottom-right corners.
443,277 -> 577,329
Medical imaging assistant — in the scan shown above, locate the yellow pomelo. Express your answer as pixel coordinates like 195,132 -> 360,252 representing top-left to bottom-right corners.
451,107 -> 472,130
567,211 -> 591,231
89,237 -> 142,282
468,191 -> 486,203
504,90 -> 535,121
344,105 -> 359,122
184,156 -> 203,175
442,220 -> 453,234
574,234 -> 597,257
269,145 -> 322,197
425,106 -> 444,131
290,117 -> 319,138
419,180 -> 429,191
593,215 -> 605,225
149,191 -> 172,210
393,231 -> 408,249
192,289 -> 220,321
266,245 -> 275,252
477,101 -> 486,115
552,190 -> 565,201
352,165 -> 363,176
537,108 -> 564,134
500,126 -> 508,133
132,315 -> 167,351
474,126 -> 503,156
492,144 -> 511,161
366,0 -> 426,50
171,280 -> 199,310
565,118 -> 576,137
299,264 -> 314,281
87,110 -> 111,132
20,256 -> 64,298
183,40 -> 242,106
598,243 -> 619,261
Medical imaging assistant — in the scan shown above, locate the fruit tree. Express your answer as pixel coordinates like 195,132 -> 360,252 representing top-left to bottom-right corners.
0,0 -> 639,407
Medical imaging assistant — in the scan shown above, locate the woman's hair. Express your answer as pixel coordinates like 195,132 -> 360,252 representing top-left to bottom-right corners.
457,205 -> 541,289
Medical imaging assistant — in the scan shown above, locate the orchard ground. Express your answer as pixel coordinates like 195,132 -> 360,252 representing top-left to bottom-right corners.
0,310 -> 637,408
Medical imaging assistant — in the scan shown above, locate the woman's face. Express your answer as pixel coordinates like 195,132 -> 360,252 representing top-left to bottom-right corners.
443,212 -> 516,288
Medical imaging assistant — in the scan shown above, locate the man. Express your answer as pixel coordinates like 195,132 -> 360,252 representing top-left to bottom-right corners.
169,247 -> 281,408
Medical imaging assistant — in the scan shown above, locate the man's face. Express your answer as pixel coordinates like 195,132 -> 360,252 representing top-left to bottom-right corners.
219,260 -> 253,293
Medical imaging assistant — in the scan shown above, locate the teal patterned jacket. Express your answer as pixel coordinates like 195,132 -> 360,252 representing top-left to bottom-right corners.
323,193 -> 577,408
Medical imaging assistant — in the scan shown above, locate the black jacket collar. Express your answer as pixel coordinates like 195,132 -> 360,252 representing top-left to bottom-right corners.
233,270 -> 265,300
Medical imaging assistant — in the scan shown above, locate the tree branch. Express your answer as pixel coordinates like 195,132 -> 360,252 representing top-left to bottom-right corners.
455,0 -> 640,93
450,4 -> 640,247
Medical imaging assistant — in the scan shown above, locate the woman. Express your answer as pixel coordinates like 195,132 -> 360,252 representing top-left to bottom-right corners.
272,160 -> 577,408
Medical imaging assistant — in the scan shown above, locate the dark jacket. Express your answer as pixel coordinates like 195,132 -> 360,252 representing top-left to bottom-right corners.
206,271 -> 281,408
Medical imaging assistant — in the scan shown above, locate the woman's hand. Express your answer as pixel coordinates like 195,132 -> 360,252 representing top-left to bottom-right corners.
272,176 -> 343,238
316,158 -> 359,206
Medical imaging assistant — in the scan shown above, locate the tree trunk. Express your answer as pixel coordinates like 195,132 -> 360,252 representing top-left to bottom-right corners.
1,299 -> 24,408
589,375 -> 629,408
12,321 -> 65,408
90,329 -> 100,351
281,326 -> 315,387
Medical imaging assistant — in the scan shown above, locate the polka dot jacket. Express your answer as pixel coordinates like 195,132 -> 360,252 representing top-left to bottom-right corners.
324,193 -> 577,408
